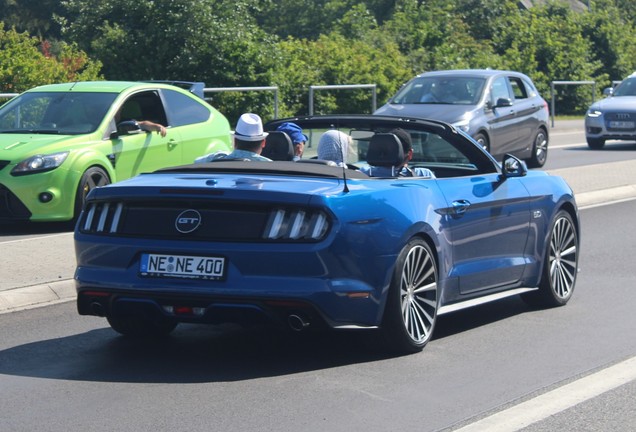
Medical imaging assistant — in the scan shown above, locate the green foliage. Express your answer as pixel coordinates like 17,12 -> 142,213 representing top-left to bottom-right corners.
0,0 -> 64,38
581,0 -> 636,86
2,0 -> 636,116
0,23 -> 102,92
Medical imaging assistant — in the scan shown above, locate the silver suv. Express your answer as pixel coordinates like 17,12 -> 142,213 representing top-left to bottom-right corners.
585,72 -> 636,149
375,69 -> 550,167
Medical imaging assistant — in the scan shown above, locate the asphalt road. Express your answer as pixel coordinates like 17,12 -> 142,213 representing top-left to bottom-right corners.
1,199 -> 635,431
2,120 -> 636,431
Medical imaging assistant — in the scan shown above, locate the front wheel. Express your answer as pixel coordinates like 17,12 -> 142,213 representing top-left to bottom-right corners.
587,137 -> 605,150
522,210 -> 578,307
73,167 -> 110,221
381,238 -> 438,354
526,129 -> 548,168
474,132 -> 489,153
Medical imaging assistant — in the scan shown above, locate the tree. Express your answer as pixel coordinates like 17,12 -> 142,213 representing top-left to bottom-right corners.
59,0 -> 278,83
0,23 -> 102,92
492,2 -> 601,113
0,0 -> 64,39
581,0 -> 636,86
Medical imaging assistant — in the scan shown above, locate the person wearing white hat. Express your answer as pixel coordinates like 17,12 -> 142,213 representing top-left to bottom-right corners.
195,113 -> 272,163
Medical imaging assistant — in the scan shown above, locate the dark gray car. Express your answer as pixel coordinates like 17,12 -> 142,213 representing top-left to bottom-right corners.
375,69 -> 550,167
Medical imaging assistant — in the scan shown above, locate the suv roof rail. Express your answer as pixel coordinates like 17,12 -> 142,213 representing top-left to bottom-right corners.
145,81 -> 205,99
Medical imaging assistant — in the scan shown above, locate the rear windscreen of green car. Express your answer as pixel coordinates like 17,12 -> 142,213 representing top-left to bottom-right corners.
0,92 -> 118,134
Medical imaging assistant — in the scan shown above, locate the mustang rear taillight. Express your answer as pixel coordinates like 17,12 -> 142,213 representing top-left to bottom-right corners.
263,208 -> 329,240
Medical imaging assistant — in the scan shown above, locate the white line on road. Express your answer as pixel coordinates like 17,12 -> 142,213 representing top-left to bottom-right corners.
453,356 -> 636,432
0,232 -> 72,245
550,141 -> 587,149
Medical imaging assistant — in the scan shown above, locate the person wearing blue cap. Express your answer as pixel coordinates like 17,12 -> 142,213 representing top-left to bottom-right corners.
276,122 -> 308,161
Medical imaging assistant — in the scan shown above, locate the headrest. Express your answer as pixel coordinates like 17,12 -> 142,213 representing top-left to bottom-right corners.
262,131 -> 294,161
366,133 -> 404,167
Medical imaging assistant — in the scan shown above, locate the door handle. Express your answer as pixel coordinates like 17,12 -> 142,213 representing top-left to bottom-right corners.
168,139 -> 178,149
451,199 -> 471,215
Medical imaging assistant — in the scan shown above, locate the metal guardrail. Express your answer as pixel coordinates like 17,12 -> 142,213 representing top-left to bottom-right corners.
309,84 -> 377,115
204,86 -> 279,118
550,80 -> 596,127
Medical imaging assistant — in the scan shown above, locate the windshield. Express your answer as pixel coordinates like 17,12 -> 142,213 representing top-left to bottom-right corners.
613,77 -> 636,97
0,91 -> 118,134
391,76 -> 486,105
300,127 -> 473,167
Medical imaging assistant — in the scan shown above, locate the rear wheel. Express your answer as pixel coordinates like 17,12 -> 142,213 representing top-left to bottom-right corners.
107,315 -> 178,337
587,137 -> 605,149
526,128 -> 548,168
381,238 -> 438,354
522,210 -> 578,307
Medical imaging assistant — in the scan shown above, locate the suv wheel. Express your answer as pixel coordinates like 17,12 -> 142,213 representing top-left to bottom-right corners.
587,137 -> 605,149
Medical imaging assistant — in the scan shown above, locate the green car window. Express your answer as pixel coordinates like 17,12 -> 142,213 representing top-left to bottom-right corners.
163,89 -> 211,127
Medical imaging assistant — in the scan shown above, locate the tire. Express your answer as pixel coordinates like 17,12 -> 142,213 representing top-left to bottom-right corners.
526,128 -> 548,168
522,210 -> 578,308
107,314 -> 178,337
381,238 -> 438,354
587,137 -> 605,150
74,167 -> 110,220
474,132 -> 489,153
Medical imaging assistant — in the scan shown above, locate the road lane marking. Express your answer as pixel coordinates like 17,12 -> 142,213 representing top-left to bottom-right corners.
0,232 -> 72,245
550,142 -> 587,149
453,356 -> 636,432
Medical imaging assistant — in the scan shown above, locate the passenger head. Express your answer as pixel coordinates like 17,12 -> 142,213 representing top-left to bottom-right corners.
231,113 -> 269,152
276,122 -> 308,159
389,128 -> 413,164
317,130 -> 351,165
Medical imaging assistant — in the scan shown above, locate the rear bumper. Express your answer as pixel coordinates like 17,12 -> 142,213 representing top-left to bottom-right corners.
76,273 -> 385,330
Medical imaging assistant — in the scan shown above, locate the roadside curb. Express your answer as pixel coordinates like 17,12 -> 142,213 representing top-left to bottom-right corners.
0,279 -> 76,314
575,185 -> 636,209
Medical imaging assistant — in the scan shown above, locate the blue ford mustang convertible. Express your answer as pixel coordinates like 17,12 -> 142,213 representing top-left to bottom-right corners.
74,115 -> 580,353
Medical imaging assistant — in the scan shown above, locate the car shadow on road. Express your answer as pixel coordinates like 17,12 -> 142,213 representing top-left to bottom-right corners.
0,221 -> 74,235
0,297 -> 534,384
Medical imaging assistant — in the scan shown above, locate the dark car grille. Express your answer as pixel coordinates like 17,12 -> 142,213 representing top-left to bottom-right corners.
79,200 -> 330,242
606,112 -> 636,132
0,184 -> 32,220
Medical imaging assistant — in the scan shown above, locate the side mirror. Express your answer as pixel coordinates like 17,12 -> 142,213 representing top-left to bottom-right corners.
115,120 -> 143,137
501,154 -> 527,178
602,87 -> 614,97
495,97 -> 513,108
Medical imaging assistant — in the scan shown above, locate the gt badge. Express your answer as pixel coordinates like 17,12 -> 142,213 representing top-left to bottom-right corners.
175,209 -> 202,233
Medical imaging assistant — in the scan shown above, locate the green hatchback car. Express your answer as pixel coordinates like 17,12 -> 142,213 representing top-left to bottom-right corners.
0,81 -> 232,223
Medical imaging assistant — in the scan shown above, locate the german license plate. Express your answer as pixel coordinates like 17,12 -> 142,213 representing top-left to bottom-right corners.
140,253 -> 225,280
608,120 -> 635,129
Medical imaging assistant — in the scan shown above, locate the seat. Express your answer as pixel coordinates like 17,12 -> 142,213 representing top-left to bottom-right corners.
262,131 -> 294,161
366,133 -> 404,167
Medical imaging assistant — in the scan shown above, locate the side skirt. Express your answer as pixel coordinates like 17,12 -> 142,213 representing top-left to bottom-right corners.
438,287 -> 538,315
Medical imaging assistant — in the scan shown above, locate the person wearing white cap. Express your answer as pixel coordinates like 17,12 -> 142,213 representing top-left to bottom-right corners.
195,113 -> 272,162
